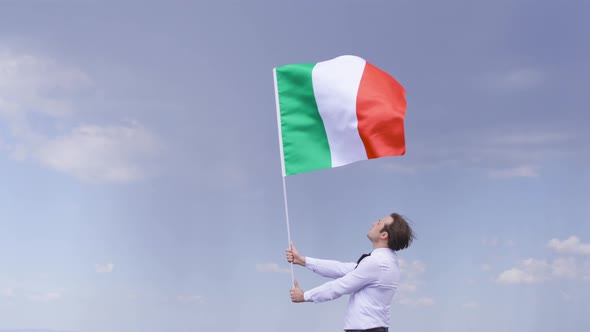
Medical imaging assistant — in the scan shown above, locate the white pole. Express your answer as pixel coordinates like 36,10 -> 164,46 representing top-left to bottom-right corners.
281,175 -> 295,286
273,68 -> 295,286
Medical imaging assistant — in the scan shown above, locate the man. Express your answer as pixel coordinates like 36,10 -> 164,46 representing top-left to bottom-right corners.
285,212 -> 414,332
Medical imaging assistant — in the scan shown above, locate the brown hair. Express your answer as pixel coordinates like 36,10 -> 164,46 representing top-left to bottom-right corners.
381,213 -> 415,251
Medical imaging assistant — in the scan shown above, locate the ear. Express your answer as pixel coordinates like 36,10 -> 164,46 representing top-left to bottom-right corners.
380,231 -> 388,240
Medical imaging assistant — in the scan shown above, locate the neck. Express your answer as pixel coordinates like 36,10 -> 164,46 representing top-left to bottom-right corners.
372,242 -> 388,250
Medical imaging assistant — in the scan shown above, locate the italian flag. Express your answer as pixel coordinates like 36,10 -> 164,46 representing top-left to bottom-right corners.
273,55 -> 407,176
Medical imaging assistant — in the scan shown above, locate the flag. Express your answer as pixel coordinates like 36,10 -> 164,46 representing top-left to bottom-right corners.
273,55 -> 407,176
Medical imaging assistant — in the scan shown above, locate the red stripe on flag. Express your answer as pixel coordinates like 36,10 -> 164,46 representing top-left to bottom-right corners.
356,62 -> 407,159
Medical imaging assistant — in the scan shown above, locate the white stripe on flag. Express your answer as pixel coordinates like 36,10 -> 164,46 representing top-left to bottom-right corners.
312,55 -> 367,167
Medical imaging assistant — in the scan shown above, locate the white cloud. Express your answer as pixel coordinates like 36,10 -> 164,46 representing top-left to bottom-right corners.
400,259 -> 426,278
177,295 -> 205,304
496,235 -> 590,285
398,283 -> 417,293
496,257 -> 590,284
496,268 -> 546,284
256,263 -> 290,273
0,49 -> 90,118
416,297 -> 435,306
496,258 -> 551,284
95,263 -> 114,273
548,236 -> 590,255
0,48 -> 161,184
35,122 -> 161,183
398,259 -> 425,295
551,257 -> 579,279
396,259 -> 433,306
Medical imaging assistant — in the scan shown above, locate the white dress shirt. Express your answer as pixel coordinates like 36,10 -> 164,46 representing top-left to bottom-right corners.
303,248 -> 400,330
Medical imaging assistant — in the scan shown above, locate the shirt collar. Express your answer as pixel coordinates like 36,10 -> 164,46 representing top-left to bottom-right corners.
371,247 -> 395,255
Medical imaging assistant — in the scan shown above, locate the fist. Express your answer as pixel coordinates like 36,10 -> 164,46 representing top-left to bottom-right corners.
285,242 -> 306,266
290,279 -> 305,303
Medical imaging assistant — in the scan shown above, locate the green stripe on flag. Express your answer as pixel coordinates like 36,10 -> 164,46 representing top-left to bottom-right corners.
276,63 -> 331,175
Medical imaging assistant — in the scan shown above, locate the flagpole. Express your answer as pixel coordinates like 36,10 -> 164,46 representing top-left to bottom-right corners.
273,68 -> 295,286
281,175 -> 295,286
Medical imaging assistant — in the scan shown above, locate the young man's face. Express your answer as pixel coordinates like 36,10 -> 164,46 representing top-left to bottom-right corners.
368,215 -> 394,241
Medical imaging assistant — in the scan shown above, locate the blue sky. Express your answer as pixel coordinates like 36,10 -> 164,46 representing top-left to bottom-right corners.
0,1 -> 589,331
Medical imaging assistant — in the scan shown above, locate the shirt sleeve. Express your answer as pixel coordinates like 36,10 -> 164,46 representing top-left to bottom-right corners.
305,257 -> 357,279
303,256 -> 380,302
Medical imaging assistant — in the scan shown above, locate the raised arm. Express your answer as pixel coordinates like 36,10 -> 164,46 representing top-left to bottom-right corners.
304,257 -> 356,278
286,242 -> 356,278
303,255 -> 379,302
